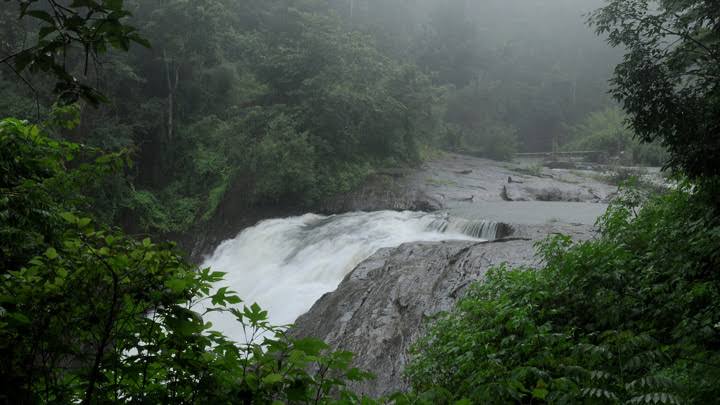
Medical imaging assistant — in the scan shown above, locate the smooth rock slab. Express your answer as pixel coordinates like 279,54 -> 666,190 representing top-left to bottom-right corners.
292,237 -> 539,397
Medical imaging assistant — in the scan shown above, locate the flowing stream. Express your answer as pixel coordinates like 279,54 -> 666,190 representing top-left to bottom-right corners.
201,210 -> 499,341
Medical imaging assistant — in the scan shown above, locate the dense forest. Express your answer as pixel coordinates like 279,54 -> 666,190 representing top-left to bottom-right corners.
1,0 -> 719,403
2,0 -> 647,238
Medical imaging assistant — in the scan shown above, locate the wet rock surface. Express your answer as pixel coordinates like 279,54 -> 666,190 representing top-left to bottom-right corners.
190,152 -> 617,394
316,174 -> 443,214
186,153 -> 615,260
320,153 -> 617,214
291,154 -> 614,395
407,153 -> 616,206
292,223 -> 594,397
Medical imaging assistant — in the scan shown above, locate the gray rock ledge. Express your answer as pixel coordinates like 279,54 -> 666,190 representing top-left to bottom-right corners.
292,223 -> 592,396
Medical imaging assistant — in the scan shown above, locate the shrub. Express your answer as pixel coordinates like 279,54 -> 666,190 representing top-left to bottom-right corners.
0,118 -> 377,404
251,114 -> 318,204
407,184 -> 720,404
563,107 -> 667,166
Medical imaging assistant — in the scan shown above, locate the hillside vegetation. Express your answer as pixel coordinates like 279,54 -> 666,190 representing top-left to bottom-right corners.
2,0 -> 621,235
1,0 -> 719,403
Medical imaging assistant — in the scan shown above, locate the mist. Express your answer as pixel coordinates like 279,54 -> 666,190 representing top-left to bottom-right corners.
7,0 -> 717,402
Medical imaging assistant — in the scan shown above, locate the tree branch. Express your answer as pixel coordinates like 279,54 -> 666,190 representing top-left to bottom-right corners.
81,239 -> 121,404
2,60 -> 41,120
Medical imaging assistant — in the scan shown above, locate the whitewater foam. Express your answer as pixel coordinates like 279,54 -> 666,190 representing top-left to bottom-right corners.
201,211 -> 498,341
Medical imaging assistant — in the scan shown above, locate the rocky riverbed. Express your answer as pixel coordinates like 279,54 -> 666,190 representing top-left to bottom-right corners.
188,153 -> 617,260
318,153 -> 617,223
291,153 -> 620,396
291,223 -> 593,396
200,152 -> 634,395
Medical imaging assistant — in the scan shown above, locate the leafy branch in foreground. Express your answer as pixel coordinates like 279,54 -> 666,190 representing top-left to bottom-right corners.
0,118 -> 376,404
406,184 -> 720,404
1,0 -> 149,106
589,0 -> 720,182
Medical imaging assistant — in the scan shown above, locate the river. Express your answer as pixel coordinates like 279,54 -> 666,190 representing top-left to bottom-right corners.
200,210 -> 502,341
199,154 -> 623,341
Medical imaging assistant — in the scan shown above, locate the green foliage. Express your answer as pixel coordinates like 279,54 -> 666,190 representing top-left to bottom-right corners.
122,189 -> 193,234
444,123 -> 518,162
55,1 -> 444,233
407,185 -> 720,403
0,75 -> 43,120
2,0 -> 149,105
251,115 -> 317,204
315,161 -> 375,199
413,0 -> 484,87
590,0 -> 720,180
2,0 -> 624,235
412,7 -> 720,402
403,0 -> 619,154
562,107 -> 667,166
442,81 -> 519,160
0,116 -> 128,269
0,118 -> 378,404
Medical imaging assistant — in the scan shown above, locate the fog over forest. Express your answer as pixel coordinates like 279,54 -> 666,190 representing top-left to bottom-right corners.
325,0 -> 624,151
1,0 -> 633,237
2,0 -> 719,403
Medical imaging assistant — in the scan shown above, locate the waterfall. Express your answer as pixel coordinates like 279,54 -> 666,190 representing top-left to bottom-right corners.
425,215 -> 501,240
200,211 -> 499,341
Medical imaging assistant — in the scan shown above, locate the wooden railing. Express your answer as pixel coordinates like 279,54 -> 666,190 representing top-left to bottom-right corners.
515,150 -> 608,161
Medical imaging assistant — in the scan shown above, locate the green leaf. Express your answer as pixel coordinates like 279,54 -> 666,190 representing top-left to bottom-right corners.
9,312 -> 31,324
293,338 -> 328,356
103,0 -> 124,12
226,295 -> 242,304
165,278 -> 187,293
13,50 -> 35,73
70,0 -> 101,8
39,26 -> 56,39
128,33 -> 151,48
60,212 -> 77,223
262,373 -> 283,384
532,388 -> 549,400
26,10 -> 55,25
45,247 -> 59,260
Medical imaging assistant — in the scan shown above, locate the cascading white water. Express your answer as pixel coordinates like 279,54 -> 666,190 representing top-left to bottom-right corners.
426,216 -> 500,240
201,211 -> 500,341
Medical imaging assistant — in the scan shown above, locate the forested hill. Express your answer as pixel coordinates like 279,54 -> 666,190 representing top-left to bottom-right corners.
3,1 -> 720,403
1,0 -> 618,237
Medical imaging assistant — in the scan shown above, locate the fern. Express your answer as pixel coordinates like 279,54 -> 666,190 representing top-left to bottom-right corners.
627,392 -> 682,405
626,376 -> 679,393
581,387 -> 620,401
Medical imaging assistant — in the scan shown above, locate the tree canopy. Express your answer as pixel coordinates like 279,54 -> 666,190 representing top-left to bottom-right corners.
0,117 -> 376,404
590,0 -> 720,181
1,0 -> 148,106
2,0 -> 720,403
406,2 -> 720,403
2,0 -> 627,236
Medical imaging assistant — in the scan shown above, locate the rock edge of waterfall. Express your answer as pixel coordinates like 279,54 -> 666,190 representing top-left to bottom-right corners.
292,222 -> 595,397
187,153 -> 618,261
200,152 -> 632,394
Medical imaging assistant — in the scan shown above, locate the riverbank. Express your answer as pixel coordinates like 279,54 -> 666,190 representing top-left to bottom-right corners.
187,152 -> 619,261
194,152 -> 662,395
285,153 -> 629,395
319,153 -> 618,214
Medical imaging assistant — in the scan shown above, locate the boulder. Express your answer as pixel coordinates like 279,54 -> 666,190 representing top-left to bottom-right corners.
292,238 -> 537,396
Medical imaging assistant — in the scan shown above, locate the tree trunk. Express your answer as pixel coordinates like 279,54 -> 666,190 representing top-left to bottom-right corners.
164,50 -> 180,142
